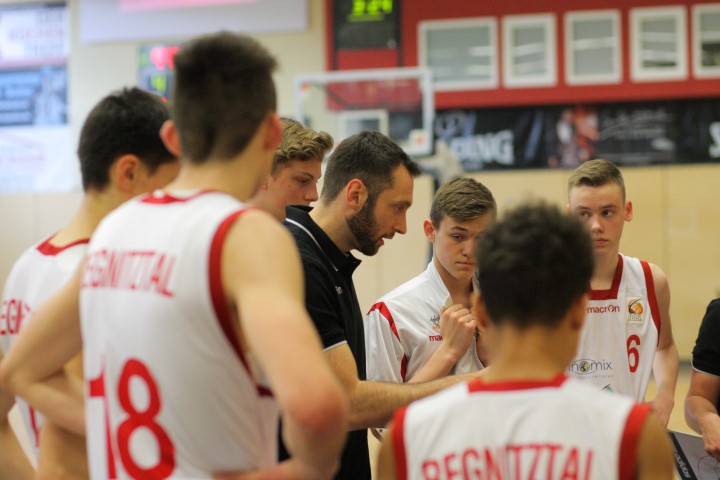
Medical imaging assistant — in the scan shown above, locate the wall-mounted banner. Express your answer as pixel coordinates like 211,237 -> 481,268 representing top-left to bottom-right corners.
435,98 -> 720,171
0,2 -> 74,193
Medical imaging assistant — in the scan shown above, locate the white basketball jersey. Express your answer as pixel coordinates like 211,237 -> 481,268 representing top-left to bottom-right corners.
365,261 -> 483,383
80,190 -> 278,480
0,237 -> 88,461
568,254 -> 660,401
394,376 -> 648,480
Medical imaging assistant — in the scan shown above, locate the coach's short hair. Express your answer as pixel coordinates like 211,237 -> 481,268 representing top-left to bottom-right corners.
172,31 -> 277,163
78,87 -> 175,192
320,131 -> 420,205
475,202 -> 594,329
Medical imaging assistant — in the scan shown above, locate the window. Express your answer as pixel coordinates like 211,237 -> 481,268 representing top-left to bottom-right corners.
630,6 -> 687,81
502,13 -> 557,87
693,3 -> 720,78
418,17 -> 498,91
565,10 -> 621,85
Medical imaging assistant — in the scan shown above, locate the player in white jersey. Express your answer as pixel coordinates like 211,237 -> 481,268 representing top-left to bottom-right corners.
377,202 -> 673,480
0,87 -> 179,480
1,32 -> 348,479
251,117 -> 333,221
567,159 -> 678,427
366,178 -> 496,385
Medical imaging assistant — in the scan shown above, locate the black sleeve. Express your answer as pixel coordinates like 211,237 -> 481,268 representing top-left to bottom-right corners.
692,299 -> 720,376
302,258 -> 347,350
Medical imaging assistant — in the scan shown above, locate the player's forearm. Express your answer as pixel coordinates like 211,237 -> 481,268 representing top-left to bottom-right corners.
0,421 -> 34,479
407,345 -> 460,383
653,344 -> 679,401
7,373 -> 84,436
280,388 -> 348,479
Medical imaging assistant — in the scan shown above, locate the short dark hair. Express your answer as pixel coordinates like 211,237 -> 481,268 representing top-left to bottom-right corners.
273,118 -> 333,176
430,178 -> 496,228
320,131 -> 421,203
475,202 -> 594,329
567,159 -> 625,200
172,31 -> 277,163
78,87 -> 175,192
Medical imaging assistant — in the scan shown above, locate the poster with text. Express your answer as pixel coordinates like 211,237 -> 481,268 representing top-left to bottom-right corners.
0,2 -> 75,193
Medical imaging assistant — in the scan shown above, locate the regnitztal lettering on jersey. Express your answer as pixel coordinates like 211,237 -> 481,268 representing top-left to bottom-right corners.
421,443 -> 593,480
81,249 -> 176,297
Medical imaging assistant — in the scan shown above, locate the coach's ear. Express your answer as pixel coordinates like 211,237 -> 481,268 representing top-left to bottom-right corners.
160,120 -> 181,157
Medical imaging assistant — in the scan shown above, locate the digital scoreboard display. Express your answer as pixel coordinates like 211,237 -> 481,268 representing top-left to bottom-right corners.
333,0 -> 399,50
138,45 -> 179,101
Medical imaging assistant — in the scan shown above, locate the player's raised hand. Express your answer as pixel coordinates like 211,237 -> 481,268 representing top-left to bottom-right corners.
439,304 -> 477,359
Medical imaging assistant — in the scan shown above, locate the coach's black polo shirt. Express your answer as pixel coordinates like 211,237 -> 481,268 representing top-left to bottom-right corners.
692,298 -> 720,410
281,206 -> 370,480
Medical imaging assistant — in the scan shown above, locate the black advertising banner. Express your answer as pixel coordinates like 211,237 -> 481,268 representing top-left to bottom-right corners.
435,98 -> 720,171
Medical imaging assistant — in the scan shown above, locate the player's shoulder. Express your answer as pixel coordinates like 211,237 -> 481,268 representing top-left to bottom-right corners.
226,207 -> 293,248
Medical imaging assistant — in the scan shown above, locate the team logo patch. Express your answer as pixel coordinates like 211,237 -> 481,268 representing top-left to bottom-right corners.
430,313 -> 440,331
626,297 -> 645,324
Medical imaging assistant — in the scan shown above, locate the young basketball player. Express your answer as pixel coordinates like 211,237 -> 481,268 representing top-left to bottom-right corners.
0,87 -> 179,479
377,202 -> 674,480
1,32 -> 348,479
365,178 -> 496,386
567,159 -> 678,427
251,117 -> 333,221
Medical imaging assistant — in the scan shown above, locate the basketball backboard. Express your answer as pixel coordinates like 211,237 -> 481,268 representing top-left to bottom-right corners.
294,68 -> 434,157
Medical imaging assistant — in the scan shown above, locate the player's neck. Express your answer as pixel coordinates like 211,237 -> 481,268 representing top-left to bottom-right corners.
50,191 -> 116,245
434,258 -> 473,307
481,326 -> 572,383
168,157 -> 264,203
591,251 -> 620,290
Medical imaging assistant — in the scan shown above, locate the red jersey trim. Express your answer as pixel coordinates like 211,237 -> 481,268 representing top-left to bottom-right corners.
392,406 -> 409,480
140,189 -> 220,204
36,237 -> 89,256
641,261 -> 662,341
618,403 -> 650,480
590,254 -> 624,300
208,209 -> 273,398
467,373 -> 567,393
369,302 -> 408,381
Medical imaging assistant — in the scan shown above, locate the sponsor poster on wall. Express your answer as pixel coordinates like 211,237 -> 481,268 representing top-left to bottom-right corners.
434,98 -> 720,172
0,2 -> 74,193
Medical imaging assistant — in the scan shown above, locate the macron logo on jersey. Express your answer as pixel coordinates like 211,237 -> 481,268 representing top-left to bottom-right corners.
81,249 -> 177,297
586,304 -> 620,314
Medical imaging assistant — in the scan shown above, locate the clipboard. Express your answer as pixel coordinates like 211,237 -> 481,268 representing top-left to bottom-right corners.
670,430 -> 720,479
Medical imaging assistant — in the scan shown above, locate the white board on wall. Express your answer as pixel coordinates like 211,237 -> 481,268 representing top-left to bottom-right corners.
79,0 -> 308,43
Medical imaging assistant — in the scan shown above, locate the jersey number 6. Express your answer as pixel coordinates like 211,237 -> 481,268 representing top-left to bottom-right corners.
627,335 -> 641,373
